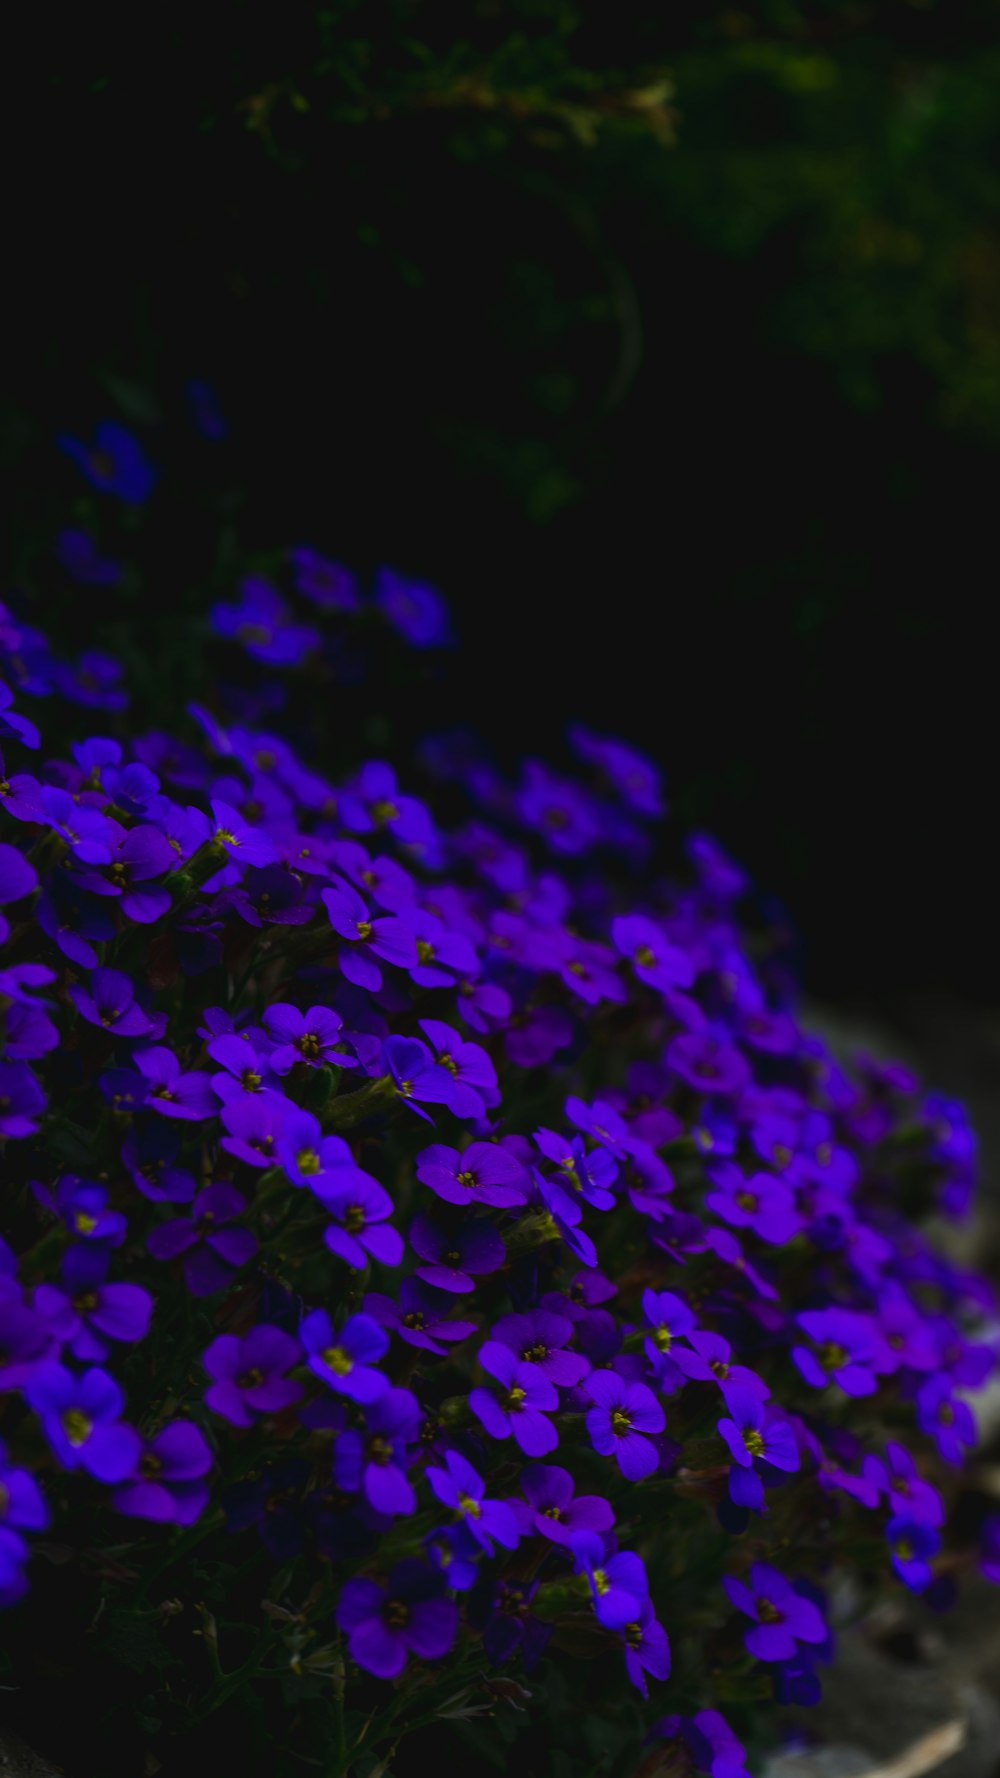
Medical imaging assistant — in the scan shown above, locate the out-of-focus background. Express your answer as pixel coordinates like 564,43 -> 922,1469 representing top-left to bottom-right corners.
7,4 -> 1000,1019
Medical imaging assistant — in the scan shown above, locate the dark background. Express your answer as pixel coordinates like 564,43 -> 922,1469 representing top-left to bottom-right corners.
5,2 -> 1000,1011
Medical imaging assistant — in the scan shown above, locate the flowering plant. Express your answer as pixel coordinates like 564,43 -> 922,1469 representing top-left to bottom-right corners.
0,405 -> 996,1777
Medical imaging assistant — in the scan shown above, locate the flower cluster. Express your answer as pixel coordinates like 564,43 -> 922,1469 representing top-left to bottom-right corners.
0,416 -> 997,1772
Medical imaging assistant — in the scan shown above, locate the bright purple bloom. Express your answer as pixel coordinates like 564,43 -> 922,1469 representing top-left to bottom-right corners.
0,844 -> 36,916
211,578 -> 319,667
0,1439 -> 48,1538
26,1363 -> 142,1481
416,1140 -> 527,1209
299,1310 -> 388,1402
112,1421 -> 212,1525
147,1183 -> 257,1296
132,1046 -> 218,1120
262,1003 -> 351,1072
39,786 -> 114,865
641,1288 -> 697,1369
68,967 -> 160,1039
886,1516 -> 939,1592
511,1462 -> 614,1546
666,1032 -> 751,1097
35,1245 -> 153,1361
382,1035 -> 456,1122
793,1309 -> 886,1397
207,798 -> 277,868
339,762 -> 435,853
611,914 -> 694,993
534,1127 -> 617,1210
334,1388 -> 422,1516
470,1342 -> 559,1455
321,877 -> 418,990
369,1277 -> 476,1361
409,1214 -> 505,1293
417,1018 -> 497,1117
620,1596 -> 672,1697
202,1324 -> 303,1426
425,1449 -> 519,1553
723,1563 -> 827,1662
705,1163 -> 802,1246
336,1559 -> 459,1678
57,420 -> 156,502
321,1172 -> 404,1269
717,1385 -> 800,1509
571,1529 -> 648,1630
672,1330 -> 769,1397
49,1177 -> 126,1247
916,1375 -> 977,1466
583,1370 -> 665,1480
0,1298 -> 54,1389
0,1062 -> 46,1138
219,1094 -> 288,1167
490,1309 -> 590,1386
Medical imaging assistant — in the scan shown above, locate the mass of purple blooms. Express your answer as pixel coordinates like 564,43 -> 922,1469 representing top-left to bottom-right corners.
0,411 -> 998,1775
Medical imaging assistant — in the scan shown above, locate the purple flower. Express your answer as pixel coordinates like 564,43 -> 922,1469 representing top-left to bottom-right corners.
131,1046 -> 218,1120
426,1449 -> 519,1553
416,1140 -> 527,1209
717,1385 -> 800,1510
339,762 -> 435,853
534,1128 -> 617,1211
26,1363 -> 142,1481
569,726 -> 665,817
50,1177 -> 127,1247
490,1309 -> 590,1387
0,687 -> 40,751
321,877 -> 418,991
208,798 -> 277,868
417,1018 -> 497,1117
611,914 -> 694,994
517,762 -> 599,856
336,1559 -> 459,1678
262,1003 -> 351,1072
511,1462 -> 614,1546
470,1343 -> 559,1455
641,1288 -> 697,1369
57,420 -> 156,502
68,967 -> 160,1039
571,1529 -> 648,1630
409,1215 -> 505,1293
375,569 -> 451,648
886,1516 -> 939,1592
148,1183 -> 257,1296
0,845 -> 36,926
219,1094 -> 288,1167
112,1421 -> 212,1524
382,1035 -> 456,1122
0,1062 -> 46,1138
364,1278 -> 476,1355
289,548 -> 359,611
102,824 -> 174,923
0,1439 -> 48,1537
34,1246 -> 153,1361
0,1298 -> 54,1389
666,1032 -> 751,1097
299,1310 -> 388,1402
672,1330 -> 769,1397
334,1388 -> 422,1516
705,1163 -> 802,1246
202,1324 -> 303,1426
724,1563 -> 827,1662
583,1370 -> 665,1480
792,1309 -> 886,1397
321,1173 -> 404,1270
619,1596 -> 671,1697
863,1442 -> 944,1525
916,1375 -> 977,1466
211,578 -> 319,667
